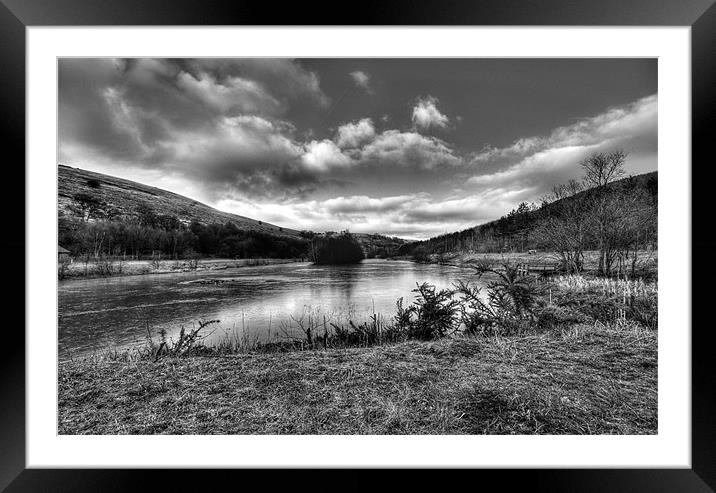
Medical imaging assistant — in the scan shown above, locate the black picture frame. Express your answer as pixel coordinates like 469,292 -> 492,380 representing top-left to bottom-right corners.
2,0 -> 713,490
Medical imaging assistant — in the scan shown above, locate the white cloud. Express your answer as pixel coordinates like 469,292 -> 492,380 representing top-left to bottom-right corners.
349,71 -> 372,92
177,71 -> 282,116
359,130 -> 460,169
217,189 -> 535,240
321,194 -> 421,214
467,145 -> 600,188
166,115 -> 302,180
301,139 -> 352,172
411,95 -> 449,130
190,58 -> 331,109
466,94 -> 658,196
335,118 -> 376,149
59,58 -> 657,239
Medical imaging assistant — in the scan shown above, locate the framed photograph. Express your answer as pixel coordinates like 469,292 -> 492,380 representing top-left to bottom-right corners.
5,0 -> 714,489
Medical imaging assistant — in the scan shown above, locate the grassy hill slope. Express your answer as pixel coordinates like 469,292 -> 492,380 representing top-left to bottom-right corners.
58,165 -> 301,238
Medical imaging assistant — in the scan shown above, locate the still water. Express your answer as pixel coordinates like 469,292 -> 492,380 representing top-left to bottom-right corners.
58,259 -> 481,359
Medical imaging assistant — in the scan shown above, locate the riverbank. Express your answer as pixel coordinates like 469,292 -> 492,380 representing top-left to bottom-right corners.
58,322 -> 656,435
410,250 -> 658,275
58,257 -> 303,280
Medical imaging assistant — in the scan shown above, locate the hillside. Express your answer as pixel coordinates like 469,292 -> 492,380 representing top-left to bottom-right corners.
398,171 -> 657,256
58,165 -> 405,259
58,165 -> 301,238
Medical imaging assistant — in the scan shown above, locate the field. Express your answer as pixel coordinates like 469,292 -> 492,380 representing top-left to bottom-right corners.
59,321 -> 656,435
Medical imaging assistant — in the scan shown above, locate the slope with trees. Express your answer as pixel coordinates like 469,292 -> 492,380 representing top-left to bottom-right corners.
398,151 -> 657,277
58,165 -> 404,262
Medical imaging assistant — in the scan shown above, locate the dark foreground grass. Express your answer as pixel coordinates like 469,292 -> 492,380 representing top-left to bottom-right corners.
58,322 -> 656,435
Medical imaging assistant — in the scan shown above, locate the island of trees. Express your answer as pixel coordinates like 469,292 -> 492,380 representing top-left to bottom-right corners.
303,230 -> 365,265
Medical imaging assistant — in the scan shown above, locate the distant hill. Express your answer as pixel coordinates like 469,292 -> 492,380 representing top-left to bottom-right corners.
58,165 -> 405,259
398,171 -> 658,256
58,165 -> 301,238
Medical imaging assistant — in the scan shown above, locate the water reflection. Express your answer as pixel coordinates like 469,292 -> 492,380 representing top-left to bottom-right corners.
58,259 -> 480,359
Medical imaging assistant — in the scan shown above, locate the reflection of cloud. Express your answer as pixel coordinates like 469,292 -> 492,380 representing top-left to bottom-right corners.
412,95 -> 449,130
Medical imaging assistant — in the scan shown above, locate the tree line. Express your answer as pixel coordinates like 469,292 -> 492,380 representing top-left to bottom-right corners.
400,151 -> 657,277
59,209 -> 311,261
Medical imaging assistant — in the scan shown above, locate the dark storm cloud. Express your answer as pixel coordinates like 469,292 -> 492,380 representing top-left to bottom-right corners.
59,59 -> 144,161
59,58 -> 339,200
186,58 -> 331,109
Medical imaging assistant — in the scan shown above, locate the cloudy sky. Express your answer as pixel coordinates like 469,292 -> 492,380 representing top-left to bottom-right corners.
59,58 -> 657,239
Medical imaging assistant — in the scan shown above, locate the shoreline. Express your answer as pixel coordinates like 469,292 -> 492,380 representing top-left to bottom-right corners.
58,250 -> 659,281
58,257 -> 304,281
408,250 -> 658,275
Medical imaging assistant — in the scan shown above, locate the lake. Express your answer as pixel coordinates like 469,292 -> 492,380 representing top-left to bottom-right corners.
58,259 -> 482,359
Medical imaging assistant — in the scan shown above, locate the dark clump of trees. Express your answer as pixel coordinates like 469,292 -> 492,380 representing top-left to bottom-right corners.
310,231 -> 365,265
59,199 -> 310,260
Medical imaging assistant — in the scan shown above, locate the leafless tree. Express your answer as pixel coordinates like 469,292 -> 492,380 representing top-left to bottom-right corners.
581,150 -> 627,188
580,150 -> 632,275
594,185 -> 655,277
540,150 -> 654,277
535,179 -> 588,273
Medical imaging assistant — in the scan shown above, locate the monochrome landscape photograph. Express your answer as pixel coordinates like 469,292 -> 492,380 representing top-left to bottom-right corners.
57,58 -> 658,435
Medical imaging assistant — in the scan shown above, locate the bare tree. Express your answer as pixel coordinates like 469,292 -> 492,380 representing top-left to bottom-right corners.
535,179 -> 588,273
581,150 -> 627,188
598,186 -> 655,277
535,150 -> 656,277
580,150 -> 630,275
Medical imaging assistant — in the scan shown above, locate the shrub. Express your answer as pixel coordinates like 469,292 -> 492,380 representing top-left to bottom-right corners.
454,261 -> 542,336
393,297 -> 413,333
404,282 -> 460,340
95,259 -> 117,277
627,293 -> 658,330
151,320 -> 221,360
535,305 -> 589,332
